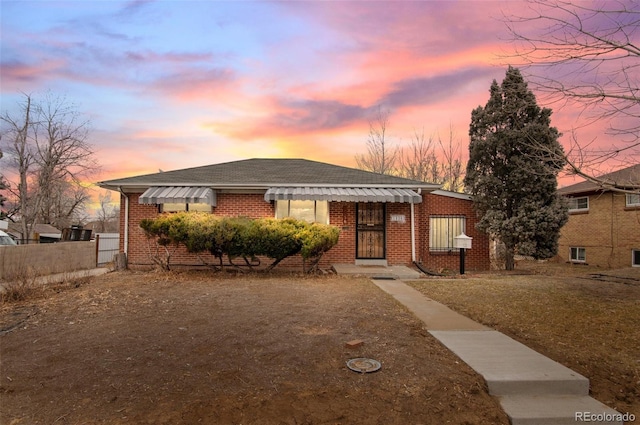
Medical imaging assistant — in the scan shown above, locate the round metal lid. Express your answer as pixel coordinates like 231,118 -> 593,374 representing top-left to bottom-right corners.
346,358 -> 381,373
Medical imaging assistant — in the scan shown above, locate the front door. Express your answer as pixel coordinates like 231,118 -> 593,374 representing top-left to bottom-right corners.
356,203 -> 386,259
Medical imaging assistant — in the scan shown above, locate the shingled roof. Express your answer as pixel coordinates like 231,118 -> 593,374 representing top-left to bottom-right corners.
98,158 -> 440,189
558,164 -> 640,196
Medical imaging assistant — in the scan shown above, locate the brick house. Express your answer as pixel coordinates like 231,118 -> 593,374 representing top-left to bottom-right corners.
557,164 -> 640,268
98,158 -> 490,271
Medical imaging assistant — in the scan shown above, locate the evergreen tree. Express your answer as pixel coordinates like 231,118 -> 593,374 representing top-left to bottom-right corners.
465,67 -> 568,270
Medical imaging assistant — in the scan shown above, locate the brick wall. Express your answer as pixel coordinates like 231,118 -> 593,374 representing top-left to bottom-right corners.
119,191 -> 491,271
558,192 -> 640,268
386,203 -> 413,264
415,193 -> 491,272
322,202 -> 356,264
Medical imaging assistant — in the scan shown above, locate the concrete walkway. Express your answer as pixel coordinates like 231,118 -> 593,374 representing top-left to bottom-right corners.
0,267 -> 110,293
372,278 -> 624,425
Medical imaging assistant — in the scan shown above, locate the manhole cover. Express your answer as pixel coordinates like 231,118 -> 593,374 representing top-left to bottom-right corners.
346,358 -> 381,373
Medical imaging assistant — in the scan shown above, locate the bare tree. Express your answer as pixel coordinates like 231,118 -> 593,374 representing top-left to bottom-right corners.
0,147 -> 7,216
397,129 -> 440,182
355,107 -> 398,175
438,125 -> 465,192
1,92 -> 97,241
502,0 -> 640,192
1,94 -> 35,242
397,125 -> 466,191
96,191 -> 120,233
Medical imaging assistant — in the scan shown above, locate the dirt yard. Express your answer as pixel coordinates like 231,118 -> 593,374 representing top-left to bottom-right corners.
0,271 -> 508,425
410,261 -> 640,420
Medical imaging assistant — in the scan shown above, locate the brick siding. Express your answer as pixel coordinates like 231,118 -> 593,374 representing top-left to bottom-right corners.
416,193 -> 491,272
119,191 -> 491,271
558,192 -> 640,268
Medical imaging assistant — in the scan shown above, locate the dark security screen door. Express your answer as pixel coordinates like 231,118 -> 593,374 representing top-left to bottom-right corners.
356,203 -> 385,259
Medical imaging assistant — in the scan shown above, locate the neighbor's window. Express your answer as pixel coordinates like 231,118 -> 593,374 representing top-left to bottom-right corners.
633,249 -> 640,267
429,215 -> 466,252
160,203 -> 212,213
275,200 -> 329,224
570,247 -> 586,263
567,196 -> 589,212
626,193 -> 640,207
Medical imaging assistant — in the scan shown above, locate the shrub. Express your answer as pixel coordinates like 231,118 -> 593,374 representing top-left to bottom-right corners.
140,213 -> 340,272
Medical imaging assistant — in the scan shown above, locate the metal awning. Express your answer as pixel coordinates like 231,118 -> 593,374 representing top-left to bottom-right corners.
264,187 -> 422,203
138,186 -> 216,205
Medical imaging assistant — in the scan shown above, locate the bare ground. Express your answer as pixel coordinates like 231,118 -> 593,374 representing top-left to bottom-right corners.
0,271 -> 508,425
409,261 -> 640,420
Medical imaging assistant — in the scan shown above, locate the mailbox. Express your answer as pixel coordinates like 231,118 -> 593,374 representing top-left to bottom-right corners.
454,232 -> 472,275
454,232 -> 472,249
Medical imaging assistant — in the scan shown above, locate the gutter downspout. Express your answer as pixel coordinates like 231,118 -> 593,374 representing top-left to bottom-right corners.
118,187 -> 129,256
411,189 -> 420,263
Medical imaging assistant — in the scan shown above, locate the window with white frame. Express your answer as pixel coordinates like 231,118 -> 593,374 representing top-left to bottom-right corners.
275,200 -> 329,224
570,247 -> 586,263
429,215 -> 466,252
567,196 -> 589,212
626,193 -> 640,207
160,203 -> 212,213
633,249 -> 640,267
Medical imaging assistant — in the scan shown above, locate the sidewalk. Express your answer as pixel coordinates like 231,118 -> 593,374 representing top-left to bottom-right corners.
372,278 -> 624,425
0,267 -> 110,293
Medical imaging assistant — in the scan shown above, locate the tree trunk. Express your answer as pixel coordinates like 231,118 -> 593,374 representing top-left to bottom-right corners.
504,242 -> 516,271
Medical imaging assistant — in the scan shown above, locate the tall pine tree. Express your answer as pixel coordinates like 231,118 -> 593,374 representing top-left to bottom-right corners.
465,67 -> 568,270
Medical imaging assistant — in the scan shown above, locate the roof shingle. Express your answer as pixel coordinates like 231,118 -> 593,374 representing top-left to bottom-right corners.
558,164 -> 640,195
99,158 -> 439,189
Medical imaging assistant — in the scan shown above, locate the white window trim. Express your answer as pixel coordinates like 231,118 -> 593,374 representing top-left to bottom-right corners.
570,247 -> 586,263
568,196 -> 589,212
632,249 -> 640,267
626,193 -> 640,207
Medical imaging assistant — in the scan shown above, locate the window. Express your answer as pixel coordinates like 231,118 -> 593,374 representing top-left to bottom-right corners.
633,249 -> 640,267
429,215 -> 466,252
567,196 -> 589,212
626,193 -> 640,207
570,247 -> 586,263
160,203 -> 212,213
275,200 -> 329,224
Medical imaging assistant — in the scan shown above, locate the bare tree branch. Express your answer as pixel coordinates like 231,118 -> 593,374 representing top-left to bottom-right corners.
1,92 -> 98,240
355,107 -> 397,175
501,0 -> 640,187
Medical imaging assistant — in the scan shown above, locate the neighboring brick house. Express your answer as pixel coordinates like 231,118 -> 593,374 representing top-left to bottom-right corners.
557,164 -> 640,268
98,158 -> 490,271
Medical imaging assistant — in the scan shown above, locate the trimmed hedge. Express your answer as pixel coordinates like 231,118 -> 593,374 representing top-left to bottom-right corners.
140,212 -> 340,272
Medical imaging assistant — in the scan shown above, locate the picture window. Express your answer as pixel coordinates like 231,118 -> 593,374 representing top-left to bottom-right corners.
275,200 -> 329,224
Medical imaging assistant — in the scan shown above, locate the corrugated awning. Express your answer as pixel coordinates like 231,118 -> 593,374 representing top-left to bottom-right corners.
264,187 -> 422,203
138,186 -> 216,205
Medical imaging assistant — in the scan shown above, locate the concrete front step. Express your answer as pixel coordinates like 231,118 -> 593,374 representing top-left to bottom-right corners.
429,330 -> 589,396
333,264 -> 422,280
499,395 -> 624,425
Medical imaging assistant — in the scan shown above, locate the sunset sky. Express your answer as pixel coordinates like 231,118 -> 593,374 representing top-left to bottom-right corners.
0,0 -> 631,213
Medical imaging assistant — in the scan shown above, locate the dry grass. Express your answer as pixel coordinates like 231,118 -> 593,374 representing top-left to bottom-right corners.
409,261 -> 640,418
0,271 -> 509,425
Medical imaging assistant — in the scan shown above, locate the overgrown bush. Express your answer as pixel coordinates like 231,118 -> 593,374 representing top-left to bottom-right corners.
140,213 -> 340,273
